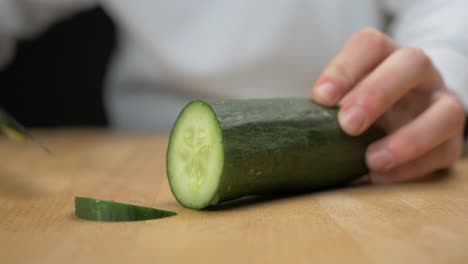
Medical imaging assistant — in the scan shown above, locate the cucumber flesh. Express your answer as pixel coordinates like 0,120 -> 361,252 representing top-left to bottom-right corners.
74,197 -> 177,221
167,101 -> 224,209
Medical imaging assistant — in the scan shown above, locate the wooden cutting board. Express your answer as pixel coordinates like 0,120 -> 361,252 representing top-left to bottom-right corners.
1,129 -> 467,264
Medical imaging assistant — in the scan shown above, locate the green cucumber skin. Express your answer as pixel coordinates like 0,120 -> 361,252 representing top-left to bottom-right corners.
74,197 -> 177,222
207,98 -> 383,203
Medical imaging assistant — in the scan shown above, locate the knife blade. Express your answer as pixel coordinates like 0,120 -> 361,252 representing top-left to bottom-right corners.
0,108 -> 52,154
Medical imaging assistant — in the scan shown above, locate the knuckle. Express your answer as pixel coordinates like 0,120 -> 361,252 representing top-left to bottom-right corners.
352,28 -> 391,55
401,47 -> 432,71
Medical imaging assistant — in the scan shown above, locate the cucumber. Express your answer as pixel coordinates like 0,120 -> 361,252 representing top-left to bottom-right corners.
75,197 -> 177,221
167,98 -> 384,209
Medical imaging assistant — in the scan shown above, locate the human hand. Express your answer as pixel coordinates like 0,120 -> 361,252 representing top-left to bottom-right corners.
312,28 -> 465,183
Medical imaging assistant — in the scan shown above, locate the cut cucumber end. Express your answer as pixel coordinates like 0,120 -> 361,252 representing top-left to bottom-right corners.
167,100 -> 224,209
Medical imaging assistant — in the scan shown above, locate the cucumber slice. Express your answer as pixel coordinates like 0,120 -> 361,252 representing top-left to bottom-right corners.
167,100 -> 224,209
75,197 -> 177,221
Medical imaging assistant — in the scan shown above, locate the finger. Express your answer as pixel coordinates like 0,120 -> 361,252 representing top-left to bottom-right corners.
366,92 -> 465,172
312,28 -> 397,106
338,47 -> 440,135
370,135 -> 463,183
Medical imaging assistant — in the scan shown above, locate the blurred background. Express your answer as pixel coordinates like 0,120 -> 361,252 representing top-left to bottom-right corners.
0,2 -> 369,131
1,1 -> 466,135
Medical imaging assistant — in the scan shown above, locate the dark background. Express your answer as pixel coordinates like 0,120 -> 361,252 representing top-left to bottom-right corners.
0,7 -> 115,127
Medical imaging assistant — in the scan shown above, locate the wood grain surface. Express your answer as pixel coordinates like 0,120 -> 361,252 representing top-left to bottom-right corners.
1,129 -> 468,264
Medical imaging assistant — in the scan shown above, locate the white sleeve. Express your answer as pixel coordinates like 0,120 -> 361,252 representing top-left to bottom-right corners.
382,0 -> 468,107
0,0 -> 96,70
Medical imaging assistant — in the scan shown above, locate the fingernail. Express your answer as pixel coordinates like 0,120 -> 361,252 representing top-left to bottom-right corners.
339,106 -> 366,135
367,148 -> 393,172
315,82 -> 339,105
